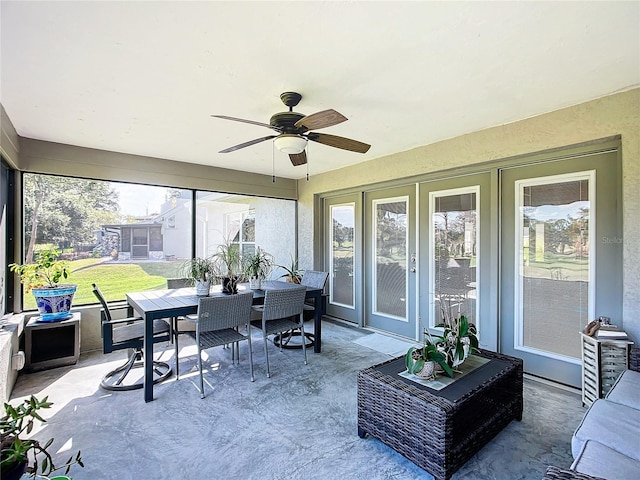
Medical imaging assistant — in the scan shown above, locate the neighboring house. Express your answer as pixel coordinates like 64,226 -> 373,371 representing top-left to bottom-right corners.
100,222 -> 165,261
100,192 -> 192,260
98,191 -> 292,265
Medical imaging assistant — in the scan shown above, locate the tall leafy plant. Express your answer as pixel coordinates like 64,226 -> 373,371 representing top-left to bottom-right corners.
242,247 -> 274,279
277,255 -> 303,284
179,257 -> 216,284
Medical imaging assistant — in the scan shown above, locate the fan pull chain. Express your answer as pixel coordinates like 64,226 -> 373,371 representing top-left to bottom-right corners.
306,142 -> 310,181
272,142 -> 276,183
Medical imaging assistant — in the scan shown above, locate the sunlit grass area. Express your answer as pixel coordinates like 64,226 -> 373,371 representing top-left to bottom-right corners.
22,259 -> 184,309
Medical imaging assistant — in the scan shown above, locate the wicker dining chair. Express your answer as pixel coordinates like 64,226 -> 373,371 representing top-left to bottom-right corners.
301,270 -> 329,317
92,283 -> 172,391
274,270 -> 328,349
183,292 -> 255,398
166,277 -> 193,378
251,285 -> 308,377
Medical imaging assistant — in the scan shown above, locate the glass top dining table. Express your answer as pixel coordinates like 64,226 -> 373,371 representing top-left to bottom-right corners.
126,281 -> 326,402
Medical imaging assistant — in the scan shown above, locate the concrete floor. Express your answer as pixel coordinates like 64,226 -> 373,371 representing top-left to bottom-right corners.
8,319 -> 586,480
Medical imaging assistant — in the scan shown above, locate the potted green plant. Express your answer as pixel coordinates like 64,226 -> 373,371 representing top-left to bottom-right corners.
405,331 -> 454,379
277,255 -> 303,284
242,247 -> 274,290
1,395 -> 83,480
436,314 -> 479,368
179,257 -> 216,296
211,240 -> 242,294
9,248 -> 77,322
405,314 -> 479,380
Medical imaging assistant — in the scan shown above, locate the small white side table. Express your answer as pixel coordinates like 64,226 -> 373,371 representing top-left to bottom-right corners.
580,331 -> 633,407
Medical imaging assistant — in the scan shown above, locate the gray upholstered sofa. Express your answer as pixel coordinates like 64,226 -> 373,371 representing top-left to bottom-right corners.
544,346 -> 640,479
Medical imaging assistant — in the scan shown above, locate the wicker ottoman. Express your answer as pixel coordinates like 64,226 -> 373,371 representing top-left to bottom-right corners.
357,350 -> 523,480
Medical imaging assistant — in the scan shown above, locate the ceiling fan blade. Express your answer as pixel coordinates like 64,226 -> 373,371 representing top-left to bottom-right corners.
294,109 -> 347,131
219,135 -> 277,153
212,115 -> 279,131
308,132 -> 371,154
289,151 -> 307,166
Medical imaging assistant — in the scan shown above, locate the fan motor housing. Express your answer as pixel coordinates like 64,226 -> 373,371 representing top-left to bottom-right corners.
270,112 -> 306,133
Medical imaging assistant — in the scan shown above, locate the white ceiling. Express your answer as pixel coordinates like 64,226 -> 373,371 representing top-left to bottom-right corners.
1,1 -> 639,180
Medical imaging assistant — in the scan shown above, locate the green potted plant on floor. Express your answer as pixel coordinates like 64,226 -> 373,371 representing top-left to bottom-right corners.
242,247 -> 274,290
1,395 -> 83,480
179,256 -> 216,296
9,248 -> 77,322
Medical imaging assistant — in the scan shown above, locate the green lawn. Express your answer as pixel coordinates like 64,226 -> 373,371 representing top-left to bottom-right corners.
22,259 -> 184,309
528,251 -> 589,271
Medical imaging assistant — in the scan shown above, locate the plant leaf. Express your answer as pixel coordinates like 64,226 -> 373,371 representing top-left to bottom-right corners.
439,360 -> 455,377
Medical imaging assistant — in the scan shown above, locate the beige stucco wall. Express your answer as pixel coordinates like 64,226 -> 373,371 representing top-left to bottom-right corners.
18,138 -> 297,200
297,88 -> 640,341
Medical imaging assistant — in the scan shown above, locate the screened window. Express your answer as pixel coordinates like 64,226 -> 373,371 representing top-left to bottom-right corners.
195,192 -> 296,280
18,173 -> 296,308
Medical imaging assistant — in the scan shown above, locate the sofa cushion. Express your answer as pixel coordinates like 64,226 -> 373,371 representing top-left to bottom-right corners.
605,369 -> 640,409
571,440 -> 640,480
572,399 -> 640,461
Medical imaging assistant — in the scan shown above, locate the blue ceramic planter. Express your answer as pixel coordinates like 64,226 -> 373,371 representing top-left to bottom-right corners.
31,284 -> 77,321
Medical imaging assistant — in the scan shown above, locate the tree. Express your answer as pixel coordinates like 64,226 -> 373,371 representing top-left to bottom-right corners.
376,207 -> 406,258
23,174 -> 121,261
333,219 -> 353,249
545,218 -> 572,254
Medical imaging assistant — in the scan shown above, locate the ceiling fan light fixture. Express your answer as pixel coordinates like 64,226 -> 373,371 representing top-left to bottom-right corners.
274,134 -> 307,154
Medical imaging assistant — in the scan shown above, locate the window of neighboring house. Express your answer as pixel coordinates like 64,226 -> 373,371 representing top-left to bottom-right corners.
228,209 -> 256,257
16,173 -> 297,309
149,227 -> 163,251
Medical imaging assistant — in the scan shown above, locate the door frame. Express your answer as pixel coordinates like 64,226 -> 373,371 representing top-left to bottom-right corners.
364,185 -> 418,339
323,193 -> 363,325
418,172 -> 497,350
499,147 -> 622,387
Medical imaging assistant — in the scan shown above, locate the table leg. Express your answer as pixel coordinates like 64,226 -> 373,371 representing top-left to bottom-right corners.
314,293 -> 326,353
144,314 -> 154,402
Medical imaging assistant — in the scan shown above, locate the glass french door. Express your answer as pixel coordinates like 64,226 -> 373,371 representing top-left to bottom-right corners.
501,150 -> 622,387
419,173 -> 495,350
325,194 -> 361,324
365,186 -> 417,338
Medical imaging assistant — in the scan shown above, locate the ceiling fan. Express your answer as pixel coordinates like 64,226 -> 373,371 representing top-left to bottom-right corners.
212,92 -> 371,166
